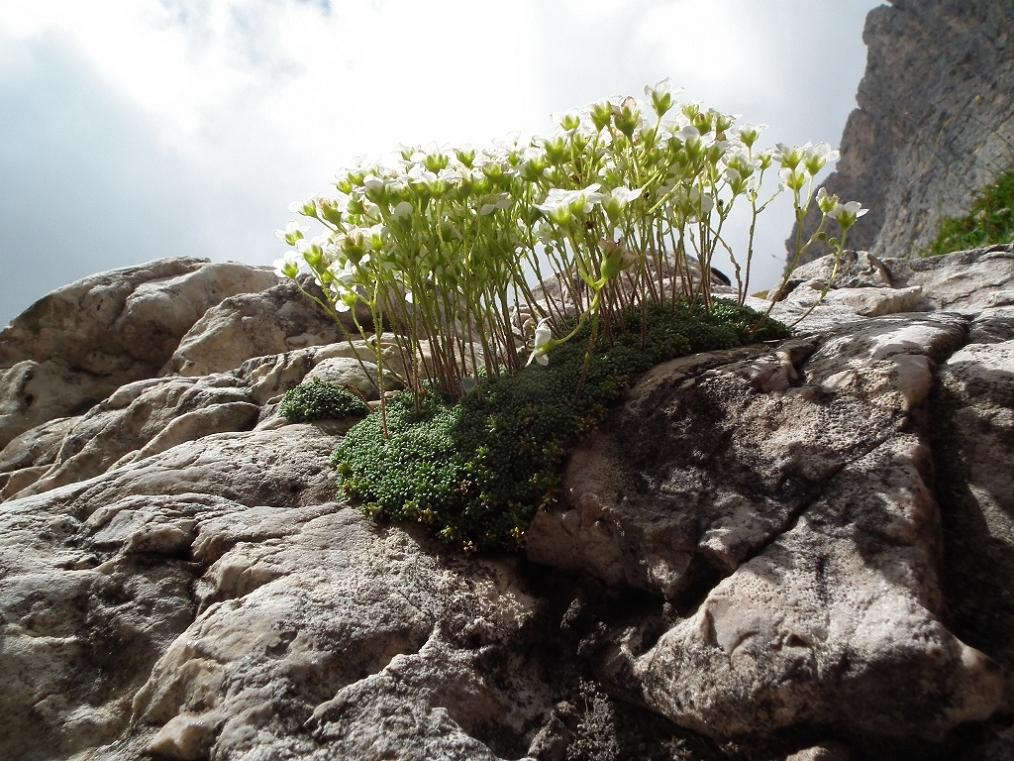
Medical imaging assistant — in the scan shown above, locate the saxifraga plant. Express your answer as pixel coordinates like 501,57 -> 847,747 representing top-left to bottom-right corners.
272,80 -> 861,552
275,80 -> 865,409
332,301 -> 788,551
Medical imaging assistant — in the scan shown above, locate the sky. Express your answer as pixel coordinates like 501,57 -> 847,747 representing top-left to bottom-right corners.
0,0 -> 882,327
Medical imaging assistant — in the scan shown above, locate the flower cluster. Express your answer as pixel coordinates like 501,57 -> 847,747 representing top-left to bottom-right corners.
276,79 -> 866,407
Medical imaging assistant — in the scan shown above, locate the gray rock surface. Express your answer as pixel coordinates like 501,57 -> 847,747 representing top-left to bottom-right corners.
163,278 -> 357,377
0,258 -> 277,449
9,374 -> 259,499
934,306 -> 1014,671
783,244 -> 1014,311
0,424 -> 554,761
2,248 -> 1014,760
786,0 -> 1014,263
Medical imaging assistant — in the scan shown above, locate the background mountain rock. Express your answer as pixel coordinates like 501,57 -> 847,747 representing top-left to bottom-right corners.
786,0 -> 1014,264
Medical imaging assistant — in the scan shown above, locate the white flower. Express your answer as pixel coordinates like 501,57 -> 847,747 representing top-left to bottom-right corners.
536,183 -> 605,223
534,220 -> 555,245
816,187 -> 839,214
604,186 -> 642,219
774,143 -> 805,170
828,199 -> 868,229
479,193 -> 511,216
407,165 -> 437,185
526,318 -> 553,366
680,125 -> 701,144
328,261 -> 357,286
687,187 -> 714,216
274,221 -> 306,245
610,186 -> 643,206
288,196 -> 321,217
803,142 -> 840,176
556,110 -> 582,132
273,251 -> 301,279
736,122 -> 766,148
392,200 -> 413,219
363,175 -> 385,192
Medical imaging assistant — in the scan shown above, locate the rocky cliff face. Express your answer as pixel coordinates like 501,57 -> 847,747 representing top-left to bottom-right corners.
1,249 -> 1013,760
787,0 -> 1014,264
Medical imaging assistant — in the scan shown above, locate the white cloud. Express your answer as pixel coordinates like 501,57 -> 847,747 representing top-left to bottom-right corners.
635,1 -> 778,104
0,0 -> 883,325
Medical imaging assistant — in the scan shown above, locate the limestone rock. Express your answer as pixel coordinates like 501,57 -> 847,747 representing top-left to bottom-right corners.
787,282 -> 926,317
3,243 -> 1014,759
776,244 -> 1014,318
529,312 -> 1009,741
163,278 -> 359,377
781,250 -> 894,292
0,258 -> 277,448
0,425 -> 550,761
934,307 -> 1014,670
10,374 -> 259,500
0,416 -> 78,497
880,245 -> 1014,311
633,432 -> 1005,740
786,0 -> 1014,263
303,356 -> 381,398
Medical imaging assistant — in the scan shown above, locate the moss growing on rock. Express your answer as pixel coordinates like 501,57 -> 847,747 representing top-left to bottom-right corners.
332,301 -> 789,552
280,379 -> 369,422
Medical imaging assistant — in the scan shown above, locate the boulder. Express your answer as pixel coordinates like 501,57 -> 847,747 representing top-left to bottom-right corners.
163,278 -> 360,377
0,258 -> 277,448
9,374 -> 259,500
776,244 -> 1014,316
529,312 -> 1010,741
0,425 -> 551,761
0,416 -> 78,497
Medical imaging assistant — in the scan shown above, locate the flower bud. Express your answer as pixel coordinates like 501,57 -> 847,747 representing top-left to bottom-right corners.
521,157 -> 548,182
544,136 -> 568,165
816,187 -> 839,215
599,245 -> 624,282
692,111 -> 712,135
591,101 -> 612,131
303,243 -> 325,270
319,200 -> 343,226
424,153 -> 449,172
713,111 -> 735,133
613,97 -> 641,138
645,78 -> 674,118
559,112 -> 581,132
